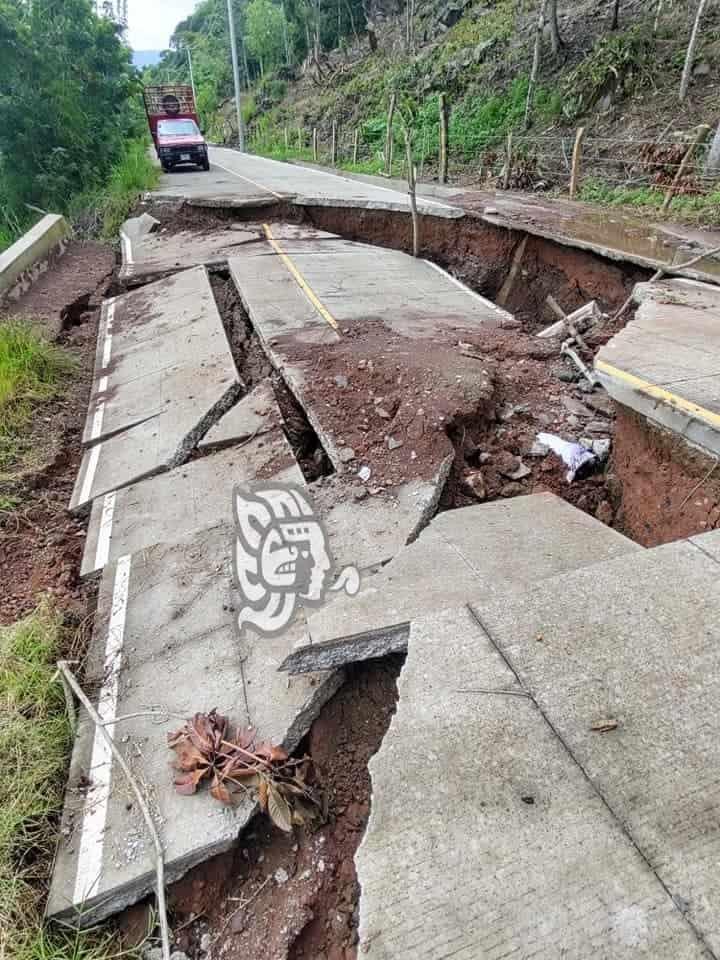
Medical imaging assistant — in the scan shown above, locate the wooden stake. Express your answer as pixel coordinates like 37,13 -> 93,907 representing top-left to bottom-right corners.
385,93 -> 396,176
405,128 -> 420,255
524,0 -> 545,130
353,126 -> 359,165
331,119 -> 337,165
297,126 -> 302,150
439,92 -> 448,184
502,130 -> 513,190
312,127 -> 318,162
284,126 -> 289,149
569,126 -> 586,199
661,124 -> 711,213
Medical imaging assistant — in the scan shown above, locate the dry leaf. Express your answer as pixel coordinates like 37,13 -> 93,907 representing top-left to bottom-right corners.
267,782 -> 293,832
591,719 -> 619,733
258,778 -> 269,812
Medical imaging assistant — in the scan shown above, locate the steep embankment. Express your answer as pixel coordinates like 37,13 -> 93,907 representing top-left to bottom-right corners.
231,0 -> 720,220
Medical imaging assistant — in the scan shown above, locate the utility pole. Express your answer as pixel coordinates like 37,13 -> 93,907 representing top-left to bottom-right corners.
186,46 -> 197,102
226,0 -> 245,151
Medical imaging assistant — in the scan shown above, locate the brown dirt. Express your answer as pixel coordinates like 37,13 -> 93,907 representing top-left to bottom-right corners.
612,406 -> 720,546
0,243 -> 114,624
5,241 -> 115,337
145,658 -> 403,960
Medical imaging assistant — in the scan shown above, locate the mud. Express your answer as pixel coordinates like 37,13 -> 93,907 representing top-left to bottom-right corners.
121,659 -> 404,960
612,406 -> 720,546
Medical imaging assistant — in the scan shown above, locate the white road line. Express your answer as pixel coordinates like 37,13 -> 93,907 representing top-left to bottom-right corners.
101,301 -> 115,368
423,259 -> 511,317
73,554 -> 132,905
79,443 -> 102,506
94,492 -> 117,571
120,230 -> 133,265
212,160 -> 284,201
90,376 -> 108,442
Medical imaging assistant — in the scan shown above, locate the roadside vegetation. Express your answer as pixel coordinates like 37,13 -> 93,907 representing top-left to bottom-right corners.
0,0 -> 156,251
0,322 -> 75,472
0,603 -> 127,960
152,0 -> 720,225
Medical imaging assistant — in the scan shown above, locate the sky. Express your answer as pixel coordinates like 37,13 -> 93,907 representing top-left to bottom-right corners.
127,0 -> 199,50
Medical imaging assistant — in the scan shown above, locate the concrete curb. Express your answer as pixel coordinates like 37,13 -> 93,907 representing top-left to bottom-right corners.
0,214 -> 70,303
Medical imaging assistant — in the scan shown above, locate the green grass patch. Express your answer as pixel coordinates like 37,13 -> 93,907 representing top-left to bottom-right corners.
70,139 -> 159,241
0,603 -> 129,960
578,177 -> 720,225
0,322 -> 75,470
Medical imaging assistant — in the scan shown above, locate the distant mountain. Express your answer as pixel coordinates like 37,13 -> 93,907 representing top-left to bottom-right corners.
132,50 -> 162,68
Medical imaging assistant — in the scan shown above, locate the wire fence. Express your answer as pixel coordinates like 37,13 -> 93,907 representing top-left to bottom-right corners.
245,112 -> 720,204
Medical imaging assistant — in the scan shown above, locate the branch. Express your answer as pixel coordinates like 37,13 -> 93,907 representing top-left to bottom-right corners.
56,661 -> 171,960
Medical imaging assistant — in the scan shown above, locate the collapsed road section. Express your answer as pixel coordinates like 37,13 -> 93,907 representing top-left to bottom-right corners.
44,152 -> 720,956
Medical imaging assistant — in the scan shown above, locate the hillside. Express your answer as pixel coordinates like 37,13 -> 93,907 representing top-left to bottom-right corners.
153,0 -> 720,222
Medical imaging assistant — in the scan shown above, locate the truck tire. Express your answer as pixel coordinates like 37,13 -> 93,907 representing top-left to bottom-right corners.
161,162 -> 171,173
202,158 -> 210,172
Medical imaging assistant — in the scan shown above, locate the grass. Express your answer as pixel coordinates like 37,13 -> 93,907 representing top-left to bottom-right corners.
0,321 -> 75,470
578,177 -> 720,224
69,138 -> 159,241
0,602 -> 129,960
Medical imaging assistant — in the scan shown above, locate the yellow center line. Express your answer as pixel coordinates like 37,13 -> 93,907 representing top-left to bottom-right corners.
262,223 -> 339,331
213,160 -> 284,201
595,359 -> 720,430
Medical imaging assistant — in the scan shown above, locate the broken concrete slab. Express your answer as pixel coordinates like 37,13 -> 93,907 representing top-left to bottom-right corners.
227,223 -> 511,478
197,378 -> 282,450
80,431 -> 301,577
119,213 -> 263,285
48,524 -> 341,926
70,377 -> 244,513
84,268 -> 237,447
690,528 -> 720,562
283,493 -> 641,673
356,605 -> 706,958
469,537 -> 720,955
596,277 -> 720,457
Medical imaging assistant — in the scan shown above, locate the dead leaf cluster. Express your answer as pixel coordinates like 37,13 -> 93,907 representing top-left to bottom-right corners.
168,709 -> 322,832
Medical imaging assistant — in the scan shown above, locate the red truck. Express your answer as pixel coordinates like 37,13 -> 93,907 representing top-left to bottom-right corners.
143,84 -> 210,173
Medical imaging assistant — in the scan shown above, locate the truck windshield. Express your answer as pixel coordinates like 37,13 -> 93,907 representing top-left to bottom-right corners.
157,119 -> 200,137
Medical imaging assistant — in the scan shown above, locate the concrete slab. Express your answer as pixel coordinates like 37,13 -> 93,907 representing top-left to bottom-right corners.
48,524 -> 341,925
469,537 -> 720,955
84,268 -> 236,447
119,215 -> 264,286
0,213 -> 69,301
81,430 -> 301,577
596,277 -> 720,457
197,378 -> 282,450
690,528 -> 720,562
228,223 -> 511,476
287,493 -> 640,671
356,605 -> 706,958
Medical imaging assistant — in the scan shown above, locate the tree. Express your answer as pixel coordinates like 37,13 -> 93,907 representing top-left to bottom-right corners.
0,0 -> 136,215
546,0 -> 562,56
680,0 -> 711,101
245,0 -> 287,75
524,0 -> 546,130
610,0 -> 620,30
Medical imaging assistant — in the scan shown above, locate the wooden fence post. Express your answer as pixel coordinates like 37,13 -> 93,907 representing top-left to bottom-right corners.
661,124 -> 711,213
297,126 -> 302,151
439,93 -> 449,184
312,127 -> 318,162
503,131 -> 513,190
353,127 -> 359,165
385,93 -> 396,176
331,119 -> 337,165
569,126 -> 586,199
284,126 -> 289,150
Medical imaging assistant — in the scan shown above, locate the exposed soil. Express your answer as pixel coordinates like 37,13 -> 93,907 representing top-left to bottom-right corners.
5,241 -> 115,338
612,406 -> 720,546
138,658 -> 404,960
0,244 -> 113,624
